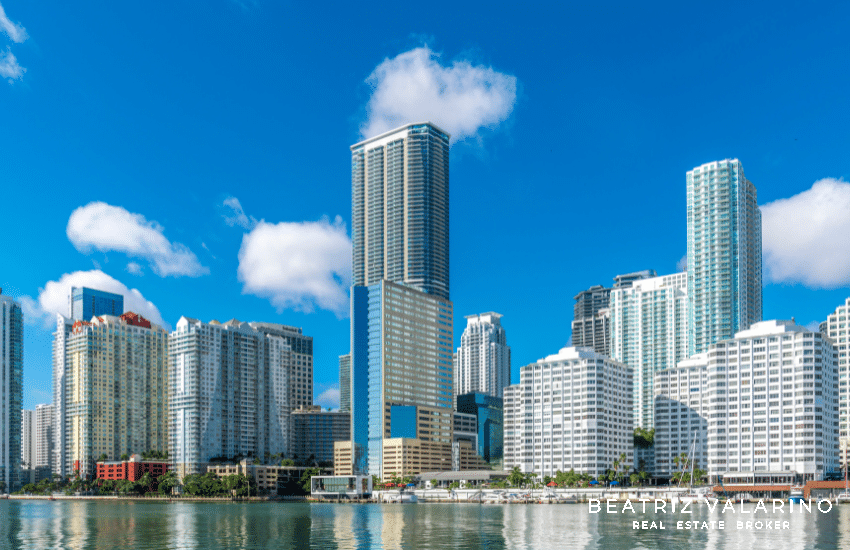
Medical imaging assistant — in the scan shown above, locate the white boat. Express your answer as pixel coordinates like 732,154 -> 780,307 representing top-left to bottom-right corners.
383,492 -> 418,503
789,487 -> 804,503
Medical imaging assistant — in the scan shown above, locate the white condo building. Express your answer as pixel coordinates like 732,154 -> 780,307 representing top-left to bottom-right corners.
454,312 -> 511,400
169,318 -> 299,477
503,346 -> 633,477
687,159 -> 762,356
610,272 -> 688,429
823,297 -> 850,459
697,321 -> 838,482
653,354 -> 709,478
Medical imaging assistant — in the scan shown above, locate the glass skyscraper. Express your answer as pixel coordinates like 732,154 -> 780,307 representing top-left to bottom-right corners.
686,159 -> 762,355
345,122 -> 455,478
0,289 -> 23,492
69,286 -> 124,321
350,122 -> 450,300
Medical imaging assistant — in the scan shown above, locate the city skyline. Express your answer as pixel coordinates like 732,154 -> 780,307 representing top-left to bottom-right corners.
3,1 -> 850,414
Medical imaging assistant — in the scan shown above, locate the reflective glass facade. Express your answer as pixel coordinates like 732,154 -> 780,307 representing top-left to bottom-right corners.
686,159 -> 762,355
456,392 -> 503,463
0,294 -> 23,491
69,287 -> 123,321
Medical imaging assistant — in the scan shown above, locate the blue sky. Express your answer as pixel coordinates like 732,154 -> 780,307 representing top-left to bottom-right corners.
2,1 -> 849,410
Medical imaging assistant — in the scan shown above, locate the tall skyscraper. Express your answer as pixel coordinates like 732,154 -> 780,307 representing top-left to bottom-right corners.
338,354 -> 351,412
824,297 -> 850,459
56,312 -> 168,478
571,271 -> 656,356
609,272 -> 689,429
351,122 -> 450,300
454,312 -> 510,400
69,287 -> 123,321
0,289 -> 23,491
687,159 -> 762,355
250,323 -> 313,412
169,318 -> 300,477
344,122 -> 455,479
55,285 -> 126,474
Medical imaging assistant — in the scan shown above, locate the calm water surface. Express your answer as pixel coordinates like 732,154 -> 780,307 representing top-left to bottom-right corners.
1,500 -> 849,549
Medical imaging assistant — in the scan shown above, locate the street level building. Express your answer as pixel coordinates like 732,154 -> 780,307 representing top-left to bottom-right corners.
503,346 -> 633,478
687,159 -> 762,355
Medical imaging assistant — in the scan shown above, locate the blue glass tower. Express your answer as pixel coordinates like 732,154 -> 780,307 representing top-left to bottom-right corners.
456,392 -> 504,464
69,287 -> 124,321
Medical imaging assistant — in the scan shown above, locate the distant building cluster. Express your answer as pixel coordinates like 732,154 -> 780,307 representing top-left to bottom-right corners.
1,133 -> 847,495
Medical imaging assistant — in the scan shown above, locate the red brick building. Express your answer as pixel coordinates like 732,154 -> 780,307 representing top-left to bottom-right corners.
97,454 -> 170,482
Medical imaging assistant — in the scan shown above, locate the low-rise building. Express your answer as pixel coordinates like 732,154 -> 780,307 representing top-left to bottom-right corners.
96,454 -> 170,482
207,460 -> 332,495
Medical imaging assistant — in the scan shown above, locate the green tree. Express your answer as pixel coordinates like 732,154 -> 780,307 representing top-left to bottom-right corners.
281,458 -> 295,467
507,467 -> 525,488
120,453 -> 130,461
96,454 -> 108,463
300,467 -> 322,493
157,470 -> 178,495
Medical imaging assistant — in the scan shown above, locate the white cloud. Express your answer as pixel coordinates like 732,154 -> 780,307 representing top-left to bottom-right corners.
67,201 -> 208,278
362,46 -> 517,142
805,321 -> 822,333
0,2 -> 27,43
237,216 -> 351,317
125,262 -> 144,276
23,270 -> 167,329
762,178 -> 850,288
676,255 -> 687,272
0,47 -> 24,80
316,386 -> 340,410
222,196 -> 258,230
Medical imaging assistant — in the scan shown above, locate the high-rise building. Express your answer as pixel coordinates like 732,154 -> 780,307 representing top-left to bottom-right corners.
571,271 -> 656,356
654,321 -> 840,483
0,289 -> 23,491
687,159 -> 762,355
290,406 -> 350,465
503,346 -> 633,477
350,122 -> 450,300
609,272 -> 689,429
168,318 -> 299,477
343,122 -> 455,480
456,392 -> 504,464
823,297 -> 850,458
34,403 -> 54,471
55,285 -> 125,475
56,312 -> 168,478
21,410 -> 34,470
454,312 -> 510,400
69,287 -> 123,321
249,323 -> 313,412
345,280 -> 454,479
339,354 -> 351,412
